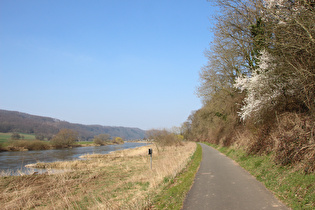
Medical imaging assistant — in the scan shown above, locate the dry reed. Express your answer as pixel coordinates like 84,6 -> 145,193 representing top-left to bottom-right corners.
0,142 -> 196,209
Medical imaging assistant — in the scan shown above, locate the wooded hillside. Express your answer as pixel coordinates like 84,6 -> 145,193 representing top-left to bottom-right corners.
0,109 -> 146,140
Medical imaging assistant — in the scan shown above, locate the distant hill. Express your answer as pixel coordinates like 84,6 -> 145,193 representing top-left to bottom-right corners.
0,109 -> 146,140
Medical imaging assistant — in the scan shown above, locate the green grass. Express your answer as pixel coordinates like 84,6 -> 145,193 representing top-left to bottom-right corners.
0,133 -> 11,143
203,142 -> 315,209
1,133 -> 109,147
75,141 -> 94,145
152,143 -> 202,209
0,132 -> 36,144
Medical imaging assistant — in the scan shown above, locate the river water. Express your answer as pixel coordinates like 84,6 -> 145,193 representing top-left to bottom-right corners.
0,142 -> 148,176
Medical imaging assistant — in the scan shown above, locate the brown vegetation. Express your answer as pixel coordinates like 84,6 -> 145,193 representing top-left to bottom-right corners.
0,142 -> 196,209
1,131 -> 125,152
231,113 -> 315,173
146,129 -> 184,147
93,133 -> 111,145
0,143 -> 5,151
7,140 -> 50,151
182,0 -> 315,174
51,129 -> 78,148
92,134 -> 124,145
273,113 -> 315,173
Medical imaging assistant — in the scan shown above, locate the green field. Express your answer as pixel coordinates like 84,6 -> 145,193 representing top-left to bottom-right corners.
74,141 -> 94,146
0,132 -> 36,144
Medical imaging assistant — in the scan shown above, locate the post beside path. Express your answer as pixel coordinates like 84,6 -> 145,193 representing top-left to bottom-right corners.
148,148 -> 152,170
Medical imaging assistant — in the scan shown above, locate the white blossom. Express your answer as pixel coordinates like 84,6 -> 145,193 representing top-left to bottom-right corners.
234,50 -> 281,121
263,0 -> 305,23
234,76 -> 248,92
264,0 -> 286,9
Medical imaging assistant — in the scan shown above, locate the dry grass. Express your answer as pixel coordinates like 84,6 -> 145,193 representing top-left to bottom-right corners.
6,140 -> 51,151
233,112 -> 315,173
273,113 -> 315,173
0,142 -> 196,209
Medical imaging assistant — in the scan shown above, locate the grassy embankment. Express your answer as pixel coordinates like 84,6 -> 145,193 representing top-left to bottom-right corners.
204,142 -> 315,209
152,143 -> 202,209
0,141 -> 201,209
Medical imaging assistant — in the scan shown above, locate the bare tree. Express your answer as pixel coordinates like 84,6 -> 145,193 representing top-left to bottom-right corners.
51,129 -> 78,148
93,133 -> 111,145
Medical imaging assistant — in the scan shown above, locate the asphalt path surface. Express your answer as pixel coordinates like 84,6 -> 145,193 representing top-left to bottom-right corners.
183,143 -> 289,210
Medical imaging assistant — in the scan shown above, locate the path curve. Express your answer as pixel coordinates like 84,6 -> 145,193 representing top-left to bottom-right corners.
182,143 -> 289,210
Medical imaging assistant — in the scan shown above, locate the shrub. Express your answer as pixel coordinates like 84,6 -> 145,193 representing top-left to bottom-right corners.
35,134 -> 45,140
146,129 -> 183,147
113,137 -> 124,144
234,50 -> 293,122
51,129 -> 78,148
93,138 -> 104,145
10,140 -> 50,150
273,113 -> 315,173
93,134 -> 111,145
0,143 -> 5,151
182,90 -> 243,147
11,132 -> 21,140
245,123 -> 274,155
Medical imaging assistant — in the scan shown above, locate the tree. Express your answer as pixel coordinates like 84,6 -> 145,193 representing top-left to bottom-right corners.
198,0 -> 260,103
35,134 -> 45,140
146,129 -> 183,147
261,0 -> 315,116
93,133 -> 111,145
233,0 -> 315,121
191,0 -> 265,144
234,49 -> 283,121
199,0 -> 314,122
11,132 -> 21,140
51,129 -> 78,148
113,137 -> 124,144
185,0 -> 315,172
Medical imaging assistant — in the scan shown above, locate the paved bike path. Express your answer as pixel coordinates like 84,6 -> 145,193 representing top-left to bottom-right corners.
183,143 -> 289,210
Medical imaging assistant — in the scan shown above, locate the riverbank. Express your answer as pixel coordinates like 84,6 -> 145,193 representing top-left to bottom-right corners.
0,140 -> 124,152
0,142 -> 196,209
0,132 -> 127,152
0,142 -> 148,175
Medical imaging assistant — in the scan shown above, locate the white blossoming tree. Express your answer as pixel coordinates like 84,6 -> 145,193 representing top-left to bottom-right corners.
234,50 -> 282,121
262,0 -> 315,115
234,0 -> 315,121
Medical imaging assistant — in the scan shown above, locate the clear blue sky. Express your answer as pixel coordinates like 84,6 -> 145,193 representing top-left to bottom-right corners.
0,0 -> 215,130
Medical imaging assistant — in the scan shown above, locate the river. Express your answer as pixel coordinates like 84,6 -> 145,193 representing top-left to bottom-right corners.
0,142 -> 148,176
